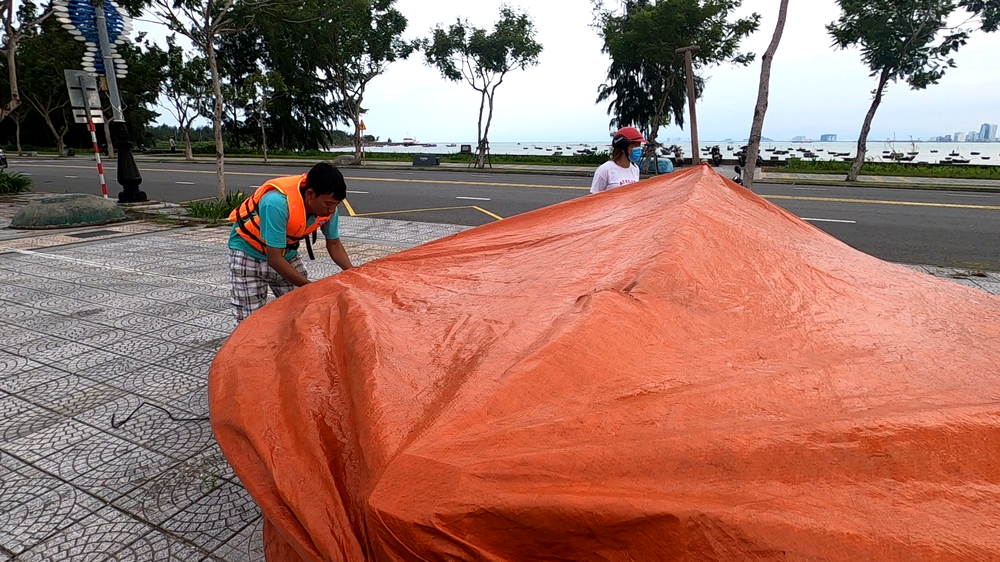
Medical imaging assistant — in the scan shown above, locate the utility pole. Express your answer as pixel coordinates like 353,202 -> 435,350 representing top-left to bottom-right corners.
675,45 -> 701,166
94,3 -> 145,203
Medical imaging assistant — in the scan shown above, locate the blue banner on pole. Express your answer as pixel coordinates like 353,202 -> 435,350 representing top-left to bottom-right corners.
54,0 -> 131,76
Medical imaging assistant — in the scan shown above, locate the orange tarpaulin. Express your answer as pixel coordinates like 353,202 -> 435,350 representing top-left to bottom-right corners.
210,165 -> 1000,561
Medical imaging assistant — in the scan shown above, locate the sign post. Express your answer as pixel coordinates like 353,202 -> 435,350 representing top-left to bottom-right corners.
359,120 -> 367,166
65,70 -> 107,197
54,0 -> 146,202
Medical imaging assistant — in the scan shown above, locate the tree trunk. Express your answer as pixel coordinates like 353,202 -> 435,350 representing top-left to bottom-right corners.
261,112 -> 268,163
183,127 -> 193,161
848,67 -> 891,182
475,90 -> 487,169
14,115 -> 22,155
744,0 -> 789,192
352,108 -> 362,164
102,114 -> 115,158
0,32 -> 21,123
207,39 -> 227,198
38,107 -> 64,155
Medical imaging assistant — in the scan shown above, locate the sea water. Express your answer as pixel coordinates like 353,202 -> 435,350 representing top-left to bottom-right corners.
331,140 -> 1000,166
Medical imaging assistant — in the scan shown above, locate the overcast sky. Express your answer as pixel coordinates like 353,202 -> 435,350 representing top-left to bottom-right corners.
135,0 -> 1000,142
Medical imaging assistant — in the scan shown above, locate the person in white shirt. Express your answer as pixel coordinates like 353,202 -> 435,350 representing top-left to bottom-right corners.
590,127 -> 647,194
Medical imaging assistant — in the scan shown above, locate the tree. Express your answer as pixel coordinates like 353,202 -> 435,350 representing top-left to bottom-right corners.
829,0 -> 999,181
0,0 -> 50,123
163,36 -> 209,161
424,6 -> 542,168
315,0 -> 414,163
242,70 -> 284,162
19,16 -> 84,156
594,0 -> 759,152
744,0 -> 789,191
151,0 -> 259,197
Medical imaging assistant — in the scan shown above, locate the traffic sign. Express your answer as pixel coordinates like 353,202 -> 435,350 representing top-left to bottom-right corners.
359,120 -> 367,131
65,70 -> 100,109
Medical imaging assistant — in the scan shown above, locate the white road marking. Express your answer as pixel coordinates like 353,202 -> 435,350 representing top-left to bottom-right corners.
946,193 -> 991,199
456,196 -> 491,201
175,181 -> 195,185
793,187 -> 830,191
802,217 -> 857,224
64,175 -> 78,179
347,190 -> 368,194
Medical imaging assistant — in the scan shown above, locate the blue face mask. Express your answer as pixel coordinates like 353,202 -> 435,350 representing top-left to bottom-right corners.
629,147 -> 643,164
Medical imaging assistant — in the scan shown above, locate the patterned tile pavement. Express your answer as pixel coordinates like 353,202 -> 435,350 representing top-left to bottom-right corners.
0,208 -> 467,561
0,198 -> 997,560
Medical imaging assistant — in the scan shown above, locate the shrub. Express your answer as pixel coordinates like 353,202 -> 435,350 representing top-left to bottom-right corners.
0,172 -> 32,194
185,190 -> 247,220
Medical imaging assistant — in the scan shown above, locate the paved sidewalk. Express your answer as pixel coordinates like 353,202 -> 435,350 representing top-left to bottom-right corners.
0,200 -> 467,560
1,196 -> 997,560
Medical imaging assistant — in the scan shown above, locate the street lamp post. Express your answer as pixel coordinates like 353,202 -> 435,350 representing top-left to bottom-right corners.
94,4 -> 145,203
56,0 -> 145,202
675,45 -> 701,166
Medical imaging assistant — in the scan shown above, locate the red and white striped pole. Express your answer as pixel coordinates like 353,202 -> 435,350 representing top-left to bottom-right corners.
87,119 -> 108,198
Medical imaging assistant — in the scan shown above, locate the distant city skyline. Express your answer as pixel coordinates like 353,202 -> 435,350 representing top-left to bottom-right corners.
930,122 -> 999,143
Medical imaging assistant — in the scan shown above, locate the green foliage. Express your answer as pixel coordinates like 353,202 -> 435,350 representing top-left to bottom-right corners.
313,0 -> 416,152
0,172 -> 33,194
784,159 -> 1000,180
18,15 -> 86,153
827,0 -> 977,91
115,33 -> 169,144
423,6 -> 543,166
594,0 -> 760,142
163,36 -> 210,135
185,191 -> 248,220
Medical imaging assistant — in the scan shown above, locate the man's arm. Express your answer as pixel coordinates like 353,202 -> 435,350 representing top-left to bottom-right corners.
326,238 -> 353,271
266,247 -> 311,286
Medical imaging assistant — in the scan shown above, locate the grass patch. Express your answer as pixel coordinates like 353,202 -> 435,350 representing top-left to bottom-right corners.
783,159 -> 1000,180
185,190 -> 247,221
0,172 -> 32,194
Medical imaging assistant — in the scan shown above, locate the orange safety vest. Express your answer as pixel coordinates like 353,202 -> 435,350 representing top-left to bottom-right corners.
228,174 -> 332,258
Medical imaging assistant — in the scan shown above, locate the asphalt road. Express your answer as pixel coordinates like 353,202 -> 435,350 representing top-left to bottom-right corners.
10,158 -> 1000,270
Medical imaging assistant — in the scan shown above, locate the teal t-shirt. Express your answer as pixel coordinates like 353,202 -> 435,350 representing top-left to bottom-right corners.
229,191 -> 340,261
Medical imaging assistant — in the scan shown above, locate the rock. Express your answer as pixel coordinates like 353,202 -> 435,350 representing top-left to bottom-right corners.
331,155 -> 359,167
11,193 -> 127,229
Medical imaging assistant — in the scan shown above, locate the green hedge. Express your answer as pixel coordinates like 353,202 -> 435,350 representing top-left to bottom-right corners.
783,159 -> 1000,180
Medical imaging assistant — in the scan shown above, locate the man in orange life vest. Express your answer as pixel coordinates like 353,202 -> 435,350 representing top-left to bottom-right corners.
227,162 -> 353,323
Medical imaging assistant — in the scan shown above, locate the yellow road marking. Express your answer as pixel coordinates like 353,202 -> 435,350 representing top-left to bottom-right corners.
15,163 -> 999,211
179,197 -> 213,204
761,194 -> 1000,211
353,205 -> 475,217
342,198 -> 356,217
472,206 -> 504,220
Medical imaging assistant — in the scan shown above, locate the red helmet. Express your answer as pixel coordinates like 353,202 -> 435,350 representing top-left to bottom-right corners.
612,126 -> 647,147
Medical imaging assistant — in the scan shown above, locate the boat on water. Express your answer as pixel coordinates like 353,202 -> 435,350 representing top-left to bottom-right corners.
971,151 -> 981,155
446,144 -> 457,147
402,137 -> 419,146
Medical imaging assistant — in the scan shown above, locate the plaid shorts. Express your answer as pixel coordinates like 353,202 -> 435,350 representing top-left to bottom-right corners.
229,248 -> 308,324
